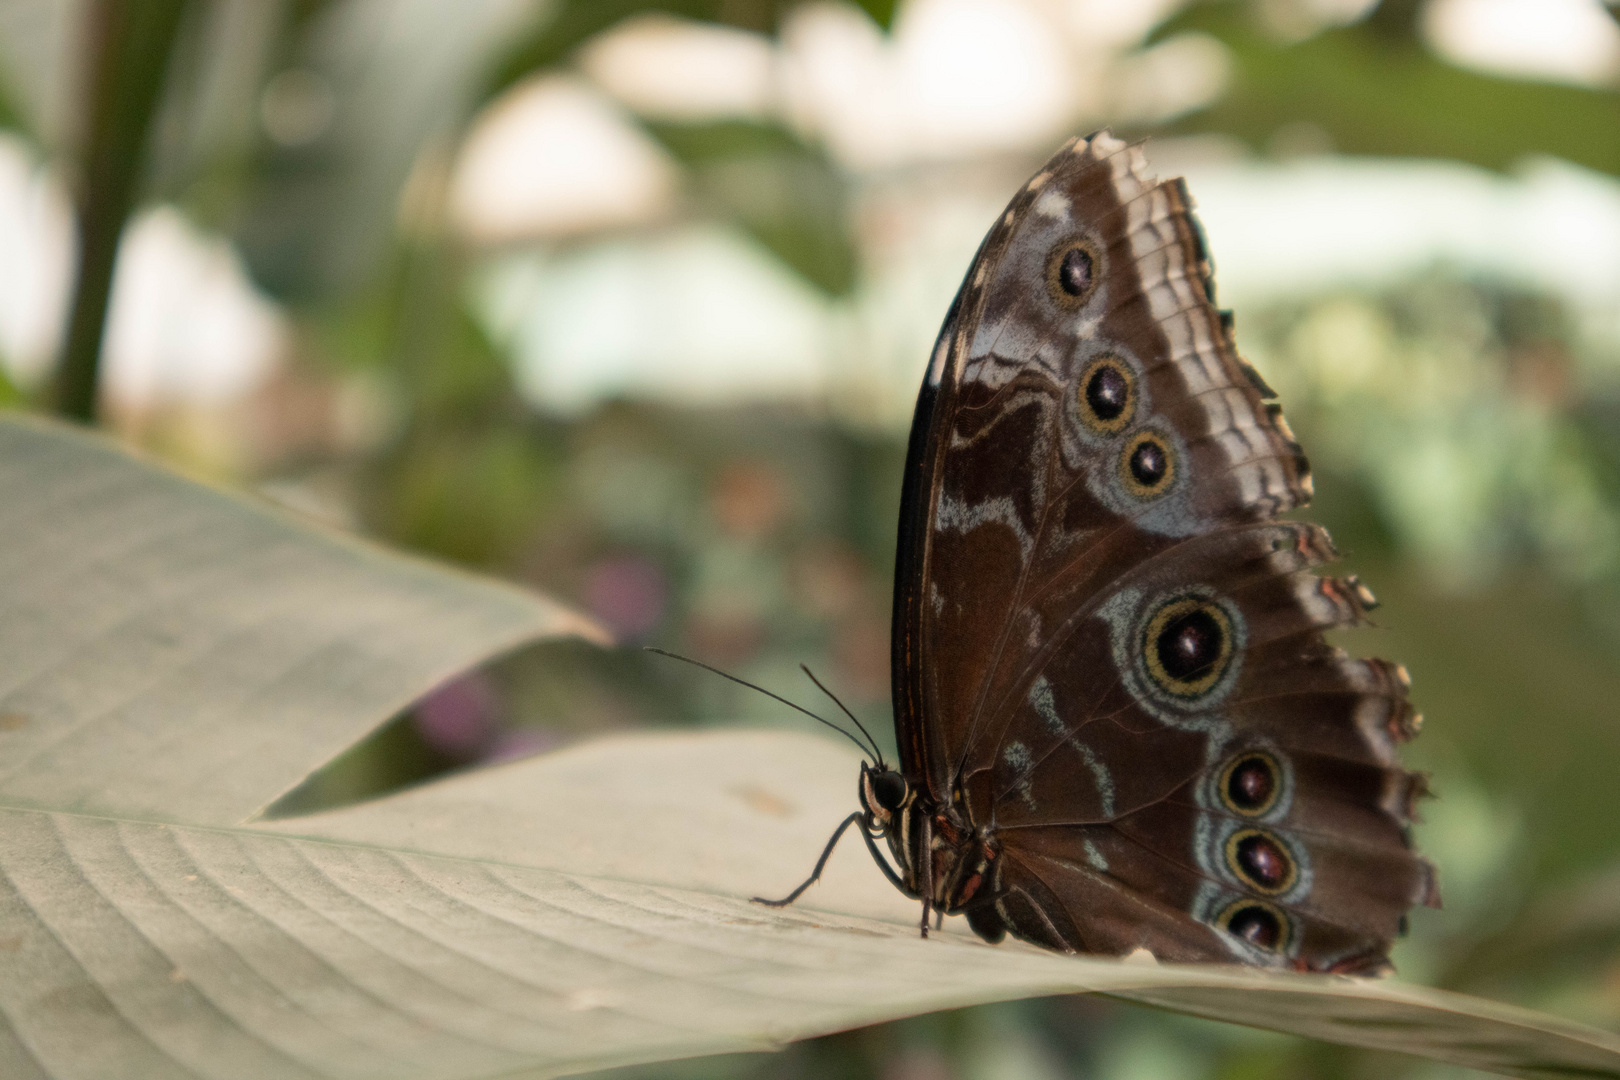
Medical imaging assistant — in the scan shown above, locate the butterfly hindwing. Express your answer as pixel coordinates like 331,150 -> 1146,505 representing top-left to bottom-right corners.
891,132 -> 1435,971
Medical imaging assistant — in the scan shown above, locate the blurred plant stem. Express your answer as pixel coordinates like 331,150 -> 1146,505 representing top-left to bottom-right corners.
51,0 -> 189,424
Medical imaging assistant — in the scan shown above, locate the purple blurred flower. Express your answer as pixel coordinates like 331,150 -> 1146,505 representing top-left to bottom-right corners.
582,554 -> 668,640
413,670 -> 501,758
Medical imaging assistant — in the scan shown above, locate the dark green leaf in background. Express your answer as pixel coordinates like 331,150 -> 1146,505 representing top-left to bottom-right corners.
1155,0 -> 1620,177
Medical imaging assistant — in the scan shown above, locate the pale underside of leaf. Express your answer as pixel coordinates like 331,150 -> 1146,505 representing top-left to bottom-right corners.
0,415 -> 605,827
3,732 -> 1615,1080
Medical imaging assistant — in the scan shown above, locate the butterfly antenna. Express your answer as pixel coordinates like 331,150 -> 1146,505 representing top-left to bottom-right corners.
643,647 -> 877,762
799,664 -> 885,768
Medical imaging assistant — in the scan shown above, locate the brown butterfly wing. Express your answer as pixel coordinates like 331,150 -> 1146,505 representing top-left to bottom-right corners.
891,133 -> 1437,971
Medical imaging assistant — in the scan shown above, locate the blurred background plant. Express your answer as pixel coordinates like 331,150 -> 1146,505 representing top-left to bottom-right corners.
4,0 -> 1620,1074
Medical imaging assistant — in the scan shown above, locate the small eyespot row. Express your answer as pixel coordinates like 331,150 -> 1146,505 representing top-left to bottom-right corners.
1217,897 -> 1291,952
1224,827 -> 1299,895
1076,354 -> 1136,435
1118,430 -> 1175,499
1218,751 -> 1281,817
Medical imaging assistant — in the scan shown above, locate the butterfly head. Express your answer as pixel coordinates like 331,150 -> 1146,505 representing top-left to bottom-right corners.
860,764 -> 911,833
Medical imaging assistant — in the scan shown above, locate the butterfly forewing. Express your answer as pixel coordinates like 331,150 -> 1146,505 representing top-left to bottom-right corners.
890,132 -> 1436,972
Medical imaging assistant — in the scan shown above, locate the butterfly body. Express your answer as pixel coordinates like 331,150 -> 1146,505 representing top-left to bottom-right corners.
763,131 -> 1436,974
859,764 -> 1001,936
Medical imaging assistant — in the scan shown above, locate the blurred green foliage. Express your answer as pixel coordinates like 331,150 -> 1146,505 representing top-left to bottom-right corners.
5,0 -> 1620,1076
485,0 -> 897,102
646,119 -> 857,294
1156,1 -> 1620,175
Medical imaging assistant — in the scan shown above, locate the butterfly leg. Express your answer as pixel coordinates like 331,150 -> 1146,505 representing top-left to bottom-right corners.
918,813 -> 934,938
859,826 -> 913,896
753,811 -> 909,907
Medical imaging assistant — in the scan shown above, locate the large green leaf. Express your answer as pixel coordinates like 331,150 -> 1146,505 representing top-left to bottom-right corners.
1,415 -> 1617,1079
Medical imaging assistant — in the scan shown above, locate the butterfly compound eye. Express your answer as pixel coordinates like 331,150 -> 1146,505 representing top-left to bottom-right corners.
1076,355 -> 1136,434
868,770 -> 908,813
1046,241 -> 1100,308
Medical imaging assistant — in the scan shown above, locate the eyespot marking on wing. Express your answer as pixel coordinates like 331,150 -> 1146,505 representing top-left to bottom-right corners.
1119,430 -> 1176,500
1046,240 -> 1101,309
1225,828 -> 1299,894
1217,898 -> 1292,952
1218,752 -> 1283,817
1142,595 -> 1234,698
1076,353 -> 1136,435
1099,586 -> 1245,727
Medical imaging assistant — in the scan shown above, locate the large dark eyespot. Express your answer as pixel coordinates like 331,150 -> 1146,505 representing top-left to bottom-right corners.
1142,596 -> 1234,698
868,770 -> 908,813
1219,752 -> 1281,816
1119,430 -> 1175,498
1046,242 -> 1100,308
1219,900 -> 1289,951
1226,828 -> 1298,894
1076,354 -> 1135,434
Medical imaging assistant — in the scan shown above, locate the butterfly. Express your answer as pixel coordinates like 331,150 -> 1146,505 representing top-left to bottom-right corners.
758,131 -> 1439,974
